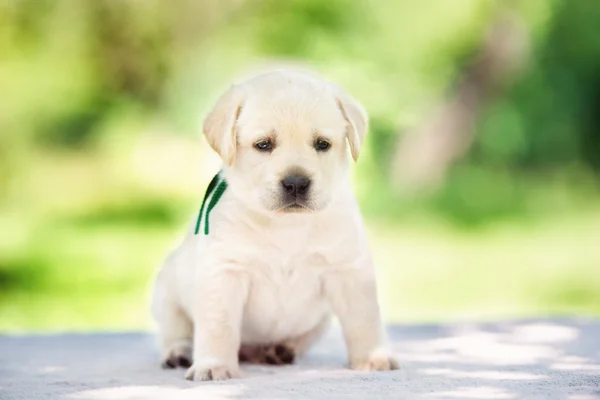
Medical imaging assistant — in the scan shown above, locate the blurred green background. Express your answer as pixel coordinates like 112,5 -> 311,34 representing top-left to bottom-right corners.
1,0 -> 599,333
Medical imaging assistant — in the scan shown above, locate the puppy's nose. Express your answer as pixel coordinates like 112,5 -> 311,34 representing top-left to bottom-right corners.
281,175 -> 311,197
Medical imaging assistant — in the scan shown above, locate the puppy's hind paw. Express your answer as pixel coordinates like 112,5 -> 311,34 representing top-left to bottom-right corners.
161,341 -> 192,369
185,363 -> 240,381
162,354 -> 192,369
238,344 -> 295,365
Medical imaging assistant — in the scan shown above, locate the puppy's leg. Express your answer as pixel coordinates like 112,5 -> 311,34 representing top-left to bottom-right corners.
186,268 -> 249,381
152,267 -> 193,369
323,266 -> 398,371
156,301 -> 193,369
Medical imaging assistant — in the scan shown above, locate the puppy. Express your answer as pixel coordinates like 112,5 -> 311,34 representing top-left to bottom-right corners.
151,70 -> 398,381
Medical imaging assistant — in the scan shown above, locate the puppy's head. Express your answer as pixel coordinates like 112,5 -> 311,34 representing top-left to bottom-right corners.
203,71 -> 367,214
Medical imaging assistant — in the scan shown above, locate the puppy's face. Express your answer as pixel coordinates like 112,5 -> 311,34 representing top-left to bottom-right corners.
203,72 -> 367,214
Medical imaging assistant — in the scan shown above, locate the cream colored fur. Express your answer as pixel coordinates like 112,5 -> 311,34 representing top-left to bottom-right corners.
151,70 -> 398,381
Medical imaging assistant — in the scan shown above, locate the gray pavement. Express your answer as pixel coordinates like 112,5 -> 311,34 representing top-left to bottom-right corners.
1,318 -> 599,399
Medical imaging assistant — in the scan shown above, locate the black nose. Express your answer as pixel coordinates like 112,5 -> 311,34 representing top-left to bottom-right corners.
281,175 -> 311,197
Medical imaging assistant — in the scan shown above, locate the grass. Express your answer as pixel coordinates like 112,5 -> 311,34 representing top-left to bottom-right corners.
372,211 -> 600,323
0,222 -> 173,332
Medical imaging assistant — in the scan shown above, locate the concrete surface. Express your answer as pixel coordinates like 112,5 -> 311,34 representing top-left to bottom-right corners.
1,318 -> 599,400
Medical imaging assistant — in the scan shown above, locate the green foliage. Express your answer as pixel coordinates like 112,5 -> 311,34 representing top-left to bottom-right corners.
471,1 -> 600,171
250,0 -> 366,57
1,0 -> 600,331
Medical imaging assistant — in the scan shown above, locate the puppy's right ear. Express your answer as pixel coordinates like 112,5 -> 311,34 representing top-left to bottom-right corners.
203,85 -> 245,166
330,85 -> 368,162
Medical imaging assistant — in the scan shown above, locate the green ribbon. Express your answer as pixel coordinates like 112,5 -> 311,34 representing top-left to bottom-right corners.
194,171 -> 228,235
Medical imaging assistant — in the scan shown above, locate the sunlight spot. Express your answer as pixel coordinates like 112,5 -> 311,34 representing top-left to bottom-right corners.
406,331 -> 559,365
39,366 -> 66,373
69,386 -> 181,399
550,355 -> 600,372
69,385 -> 242,400
427,386 -> 516,399
396,350 -> 460,363
556,356 -> 593,364
551,362 -> 600,372
419,368 -> 547,381
510,324 -> 578,344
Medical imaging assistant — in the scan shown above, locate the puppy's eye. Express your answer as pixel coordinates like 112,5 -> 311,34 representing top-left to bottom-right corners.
254,139 -> 273,152
315,139 -> 331,152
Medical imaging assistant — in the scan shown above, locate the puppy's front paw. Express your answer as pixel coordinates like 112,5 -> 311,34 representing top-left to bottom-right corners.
351,349 -> 399,372
185,362 -> 240,381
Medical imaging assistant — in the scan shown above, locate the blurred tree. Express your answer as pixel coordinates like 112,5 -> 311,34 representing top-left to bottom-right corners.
247,0 -> 367,57
89,1 -> 171,106
406,0 -> 600,183
0,0 -> 244,149
390,5 -> 530,193
503,0 -> 600,171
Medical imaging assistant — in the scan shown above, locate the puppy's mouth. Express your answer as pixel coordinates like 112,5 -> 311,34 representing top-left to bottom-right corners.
276,200 -> 314,213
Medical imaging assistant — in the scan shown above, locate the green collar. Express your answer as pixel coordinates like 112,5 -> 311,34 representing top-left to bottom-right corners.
194,171 -> 228,235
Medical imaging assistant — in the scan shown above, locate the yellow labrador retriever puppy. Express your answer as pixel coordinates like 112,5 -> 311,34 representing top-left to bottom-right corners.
151,70 -> 398,381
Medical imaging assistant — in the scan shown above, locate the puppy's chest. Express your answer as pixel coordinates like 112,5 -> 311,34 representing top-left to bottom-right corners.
253,222 -> 332,265
242,263 -> 328,343
247,242 -> 328,309
235,222 -> 341,342
240,235 -> 330,342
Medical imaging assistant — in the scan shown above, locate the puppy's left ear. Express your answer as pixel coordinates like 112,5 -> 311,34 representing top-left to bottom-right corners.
334,89 -> 368,162
203,84 -> 246,166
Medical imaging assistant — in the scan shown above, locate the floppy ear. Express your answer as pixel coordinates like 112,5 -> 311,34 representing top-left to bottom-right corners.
335,89 -> 368,162
203,85 -> 245,166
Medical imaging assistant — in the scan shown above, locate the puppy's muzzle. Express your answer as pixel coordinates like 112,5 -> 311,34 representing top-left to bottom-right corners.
279,170 -> 312,211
